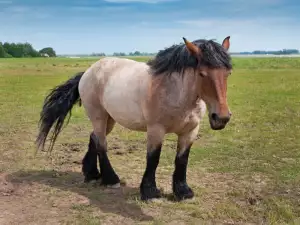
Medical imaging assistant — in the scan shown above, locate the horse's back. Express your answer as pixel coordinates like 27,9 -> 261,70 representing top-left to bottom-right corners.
79,57 -> 151,131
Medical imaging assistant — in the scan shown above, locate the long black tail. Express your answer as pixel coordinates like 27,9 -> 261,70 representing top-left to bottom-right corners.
36,72 -> 84,152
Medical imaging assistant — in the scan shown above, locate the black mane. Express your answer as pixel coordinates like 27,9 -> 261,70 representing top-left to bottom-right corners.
147,39 -> 232,76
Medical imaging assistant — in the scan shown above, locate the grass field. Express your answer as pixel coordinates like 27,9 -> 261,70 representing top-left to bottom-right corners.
0,56 -> 300,225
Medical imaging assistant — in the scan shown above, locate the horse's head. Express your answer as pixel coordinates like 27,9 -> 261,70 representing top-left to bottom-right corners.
183,36 -> 232,130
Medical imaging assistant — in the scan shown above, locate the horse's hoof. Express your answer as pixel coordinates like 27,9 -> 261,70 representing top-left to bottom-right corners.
107,183 -> 121,189
100,173 -> 121,187
173,182 -> 194,201
140,186 -> 162,201
83,173 -> 102,183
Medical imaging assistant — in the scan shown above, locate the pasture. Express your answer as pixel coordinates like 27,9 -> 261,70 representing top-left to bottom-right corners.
0,56 -> 299,224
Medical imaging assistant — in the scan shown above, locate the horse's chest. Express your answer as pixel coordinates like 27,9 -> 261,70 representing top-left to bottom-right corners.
160,109 -> 201,134
165,99 -> 206,133
179,112 -> 201,131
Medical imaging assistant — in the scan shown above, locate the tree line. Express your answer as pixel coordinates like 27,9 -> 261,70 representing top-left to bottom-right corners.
1,41 -> 299,58
114,51 -> 156,56
238,49 -> 299,55
89,51 -> 156,57
77,49 -> 300,57
0,42 -> 56,58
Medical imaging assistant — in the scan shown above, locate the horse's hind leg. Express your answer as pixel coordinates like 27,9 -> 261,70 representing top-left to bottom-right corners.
97,115 -> 119,186
82,104 -> 119,186
82,115 -> 116,183
82,133 -> 101,182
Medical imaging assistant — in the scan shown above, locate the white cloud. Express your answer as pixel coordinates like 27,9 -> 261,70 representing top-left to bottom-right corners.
71,6 -> 129,12
176,17 -> 293,33
177,16 -> 295,29
210,0 -> 283,14
212,0 -> 282,4
118,16 -> 299,53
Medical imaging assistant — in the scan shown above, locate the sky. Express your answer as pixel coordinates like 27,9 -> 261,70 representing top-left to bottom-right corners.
0,0 -> 299,54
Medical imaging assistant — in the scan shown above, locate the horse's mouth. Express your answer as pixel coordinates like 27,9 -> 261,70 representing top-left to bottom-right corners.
209,118 -> 228,130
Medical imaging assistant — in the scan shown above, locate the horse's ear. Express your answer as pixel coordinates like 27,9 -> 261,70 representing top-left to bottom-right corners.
222,36 -> 230,51
183,37 -> 201,57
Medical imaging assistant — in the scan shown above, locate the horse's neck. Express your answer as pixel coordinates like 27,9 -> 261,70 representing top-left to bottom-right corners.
161,72 -> 199,108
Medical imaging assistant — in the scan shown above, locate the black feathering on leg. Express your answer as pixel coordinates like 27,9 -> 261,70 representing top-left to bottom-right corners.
173,144 -> 194,200
82,133 -> 101,182
140,144 -> 162,201
90,133 -> 120,186
98,149 -> 120,186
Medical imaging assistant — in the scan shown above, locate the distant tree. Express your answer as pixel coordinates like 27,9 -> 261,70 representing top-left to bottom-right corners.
0,41 -> 58,58
3,42 -> 21,57
23,42 -> 40,57
250,49 -> 299,55
0,42 -> 6,58
39,47 -> 56,57
1,42 -> 42,57
91,52 -> 106,56
113,52 -> 126,56
129,51 -> 156,56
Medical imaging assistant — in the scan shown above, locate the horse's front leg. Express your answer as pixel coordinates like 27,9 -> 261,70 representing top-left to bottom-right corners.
173,125 -> 199,200
140,125 -> 165,201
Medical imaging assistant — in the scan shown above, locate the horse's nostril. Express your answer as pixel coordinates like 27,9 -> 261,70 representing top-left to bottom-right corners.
211,113 -> 218,121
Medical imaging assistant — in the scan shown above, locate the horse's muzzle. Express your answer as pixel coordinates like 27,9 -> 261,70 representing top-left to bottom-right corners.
209,113 -> 231,130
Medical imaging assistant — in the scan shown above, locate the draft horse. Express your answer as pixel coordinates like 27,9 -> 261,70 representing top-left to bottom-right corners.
36,36 -> 233,201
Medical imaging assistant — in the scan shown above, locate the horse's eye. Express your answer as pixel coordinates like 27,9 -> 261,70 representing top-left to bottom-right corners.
199,71 -> 207,77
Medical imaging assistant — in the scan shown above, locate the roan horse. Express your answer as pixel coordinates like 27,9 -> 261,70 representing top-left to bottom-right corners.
36,36 -> 232,201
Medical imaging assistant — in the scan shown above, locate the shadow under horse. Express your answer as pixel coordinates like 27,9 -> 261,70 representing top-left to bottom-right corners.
7,170 -> 153,221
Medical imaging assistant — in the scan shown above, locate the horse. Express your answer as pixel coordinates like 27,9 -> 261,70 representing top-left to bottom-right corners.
36,36 -> 233,201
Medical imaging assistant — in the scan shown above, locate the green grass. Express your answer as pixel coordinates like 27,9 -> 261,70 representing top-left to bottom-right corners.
0,56 -> 300,224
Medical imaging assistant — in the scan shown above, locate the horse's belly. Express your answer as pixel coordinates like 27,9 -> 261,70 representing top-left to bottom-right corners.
102,72 -> 148,132
105,98 -> 147,131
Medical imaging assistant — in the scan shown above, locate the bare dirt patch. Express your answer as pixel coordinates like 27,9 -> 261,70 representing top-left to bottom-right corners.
0,172 -> 69,225
0,165 -> 272,225
2,170 -> 153,225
